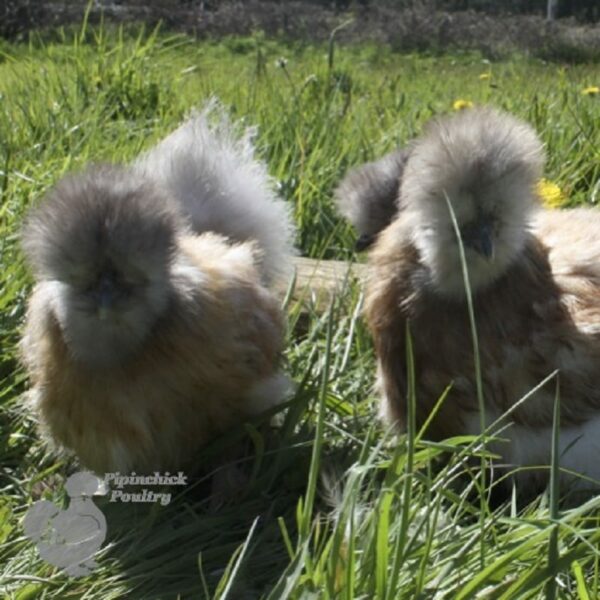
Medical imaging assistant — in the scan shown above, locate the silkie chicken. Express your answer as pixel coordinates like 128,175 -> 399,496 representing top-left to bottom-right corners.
336,106 -> 600,496
20,104 -> 295,475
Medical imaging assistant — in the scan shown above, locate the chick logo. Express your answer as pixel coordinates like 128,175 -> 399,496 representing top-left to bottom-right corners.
23,471 -> 107,577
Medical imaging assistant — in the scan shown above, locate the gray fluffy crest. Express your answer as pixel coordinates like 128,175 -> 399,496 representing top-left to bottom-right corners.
134,101 -> 296,282
334,107 -> 544,254
404,106 -> 545,200
401,106 -> 545,296
21,164 -> 180,283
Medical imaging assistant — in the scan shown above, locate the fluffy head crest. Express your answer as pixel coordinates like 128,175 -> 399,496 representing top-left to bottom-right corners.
22,165 -> 181,368
22,164 -> 180,282
400,107 -> 545,297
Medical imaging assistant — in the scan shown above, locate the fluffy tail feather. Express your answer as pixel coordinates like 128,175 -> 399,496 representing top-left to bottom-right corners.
134,102 -> 295,282
334,148 -> 410,250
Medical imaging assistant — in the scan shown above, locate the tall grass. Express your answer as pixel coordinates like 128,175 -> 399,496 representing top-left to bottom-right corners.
1,21 -> 600,599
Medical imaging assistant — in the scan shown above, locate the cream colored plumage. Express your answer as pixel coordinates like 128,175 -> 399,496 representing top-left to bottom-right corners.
20,107 -> 294,475
342,107 -> 600,495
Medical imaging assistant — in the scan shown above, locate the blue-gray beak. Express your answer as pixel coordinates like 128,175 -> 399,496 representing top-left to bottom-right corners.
462,219 -> 494,260
95,275 -> 116,319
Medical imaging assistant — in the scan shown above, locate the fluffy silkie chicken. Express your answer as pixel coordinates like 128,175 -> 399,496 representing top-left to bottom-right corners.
336,107 -> 600,495
20,105 -> 295,475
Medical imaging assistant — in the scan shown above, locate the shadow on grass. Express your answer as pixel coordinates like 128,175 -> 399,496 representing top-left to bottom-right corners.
88,416 -> 329,599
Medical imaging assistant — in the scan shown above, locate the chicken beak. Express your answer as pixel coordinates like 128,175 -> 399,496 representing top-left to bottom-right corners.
356,233 -> 376,251
474,222 -> 494,260
96,276 -> 116,320
463,219 -> 494,260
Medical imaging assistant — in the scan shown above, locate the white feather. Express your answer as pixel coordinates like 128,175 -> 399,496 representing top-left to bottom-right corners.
465,411 -> 600,492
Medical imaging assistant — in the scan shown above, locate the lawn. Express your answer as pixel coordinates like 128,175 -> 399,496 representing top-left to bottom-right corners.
1,20 -> 600,599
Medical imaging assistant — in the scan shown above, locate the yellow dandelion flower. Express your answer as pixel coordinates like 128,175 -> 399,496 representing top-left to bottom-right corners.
453,99 -> 474,110
537,178 -> 566,209
479,73 -> 491,80
582,86 -> 599,96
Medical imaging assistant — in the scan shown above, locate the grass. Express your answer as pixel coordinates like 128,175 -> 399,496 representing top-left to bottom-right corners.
1,20 -> 600,599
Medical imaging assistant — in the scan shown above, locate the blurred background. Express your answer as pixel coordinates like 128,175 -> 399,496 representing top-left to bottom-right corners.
2,1 -> 600,62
